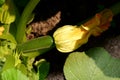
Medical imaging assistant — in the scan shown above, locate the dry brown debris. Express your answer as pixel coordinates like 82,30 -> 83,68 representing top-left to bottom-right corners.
27,11 -> 61,39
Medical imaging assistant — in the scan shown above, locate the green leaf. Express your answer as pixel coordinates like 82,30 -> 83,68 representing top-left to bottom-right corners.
17,36 -> 53,52
16,0 -> 40,43
0,33 -> 16,44
36,59 -> 50,80
2,55 -> 15,71
17,64 -> 27,75
0,39 -> 16,59
0,0 -> 5,6
26,57 -> 39,80
64,47 -> 120,80
1,68 -> 29,80
28,72 -> 39,80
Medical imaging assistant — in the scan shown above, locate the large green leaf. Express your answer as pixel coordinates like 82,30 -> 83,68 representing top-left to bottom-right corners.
1,68 -> 29,80
64,47 -> 120,80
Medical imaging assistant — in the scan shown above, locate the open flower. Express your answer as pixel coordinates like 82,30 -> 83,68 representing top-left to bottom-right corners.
53,9 -> 113,53
0,26 -> 4,35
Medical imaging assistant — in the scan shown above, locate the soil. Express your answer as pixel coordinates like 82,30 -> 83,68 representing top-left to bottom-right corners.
28,0 -> 120,79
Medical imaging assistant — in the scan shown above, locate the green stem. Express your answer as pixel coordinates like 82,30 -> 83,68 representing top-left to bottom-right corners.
17,36 -> 53,52
78,2 -> 120,26
16,0 -> 40,44
110,2 -> 120,15
3,24 -> 10,34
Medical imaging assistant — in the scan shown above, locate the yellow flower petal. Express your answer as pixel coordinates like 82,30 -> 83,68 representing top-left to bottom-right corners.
53,25 -> 90,53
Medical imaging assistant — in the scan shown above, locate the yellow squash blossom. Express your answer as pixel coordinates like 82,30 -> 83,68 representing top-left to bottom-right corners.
0,26 -> 4,35
53,9 -> 113,53
53,25 -> 91,53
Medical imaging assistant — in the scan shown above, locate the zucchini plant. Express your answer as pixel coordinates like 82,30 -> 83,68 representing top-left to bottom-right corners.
0,0 -> 53,80
0,0 -> 120,80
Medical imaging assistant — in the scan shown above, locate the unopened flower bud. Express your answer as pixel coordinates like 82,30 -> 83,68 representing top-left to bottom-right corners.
53,25 -> 91,53
0,0 -> 16,24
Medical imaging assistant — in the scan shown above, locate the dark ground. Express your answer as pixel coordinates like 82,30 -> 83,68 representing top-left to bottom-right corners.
28,0 -> 120,79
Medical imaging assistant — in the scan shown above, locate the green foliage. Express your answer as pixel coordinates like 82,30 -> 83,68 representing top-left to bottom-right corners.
64,47 -> 120,80
0,0 -> 5,6
1,68 -> 29,80
16,0 -> 41,43
0,33 -> 16,43
0,0 -> 52,80
37,60 -> 50,80
1,0 -> 120,80
2,55 -> 15,71
0,39 -> 16,59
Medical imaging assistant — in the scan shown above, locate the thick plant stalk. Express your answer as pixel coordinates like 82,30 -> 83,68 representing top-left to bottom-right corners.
110,2 -> 120,15
17,36 -> 53,52
16,0 -> 40,43
3,24 -> 9,34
